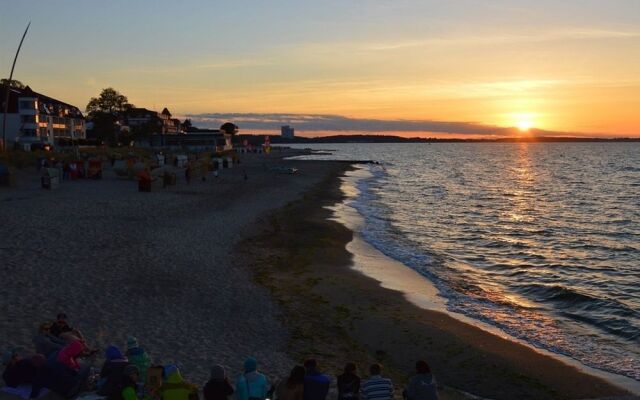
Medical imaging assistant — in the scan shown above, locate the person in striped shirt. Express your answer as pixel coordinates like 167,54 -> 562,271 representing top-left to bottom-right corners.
360,364 -> 394,400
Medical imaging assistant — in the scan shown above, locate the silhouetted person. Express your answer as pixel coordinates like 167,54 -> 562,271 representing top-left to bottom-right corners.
303,359 -> 330,400
204,365 -> 234,400
403,361 -> 438,400
337,363 -> 360,400
276,365 -> 305,400
235,357 -> 269,400
360,364 -> 393,400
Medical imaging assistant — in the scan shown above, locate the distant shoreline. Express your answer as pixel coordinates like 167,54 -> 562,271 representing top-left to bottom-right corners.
236,134 -> 640,145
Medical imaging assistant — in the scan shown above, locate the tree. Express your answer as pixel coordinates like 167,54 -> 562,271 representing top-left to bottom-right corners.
220,122 -> 238,135
0,79 -> 25,89
182,118 -> 193,131
85,88 -> 134,146
85,87 -> 133,116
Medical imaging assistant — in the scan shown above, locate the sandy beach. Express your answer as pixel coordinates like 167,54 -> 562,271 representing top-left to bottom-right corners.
0,149 -> 636,399
0,149 -> 343,385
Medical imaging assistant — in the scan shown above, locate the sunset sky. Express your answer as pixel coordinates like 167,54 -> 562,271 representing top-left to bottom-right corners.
1,0 -> 639,137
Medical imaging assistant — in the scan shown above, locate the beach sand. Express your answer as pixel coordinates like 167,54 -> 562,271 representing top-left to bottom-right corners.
0,150 -> 342,386
0,150 -> 636,400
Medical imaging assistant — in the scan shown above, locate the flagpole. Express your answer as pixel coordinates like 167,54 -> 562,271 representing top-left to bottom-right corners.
2,21 -> 31,152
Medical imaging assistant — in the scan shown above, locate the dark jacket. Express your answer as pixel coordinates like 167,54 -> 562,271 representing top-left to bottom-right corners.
337,373 -> 360,400
2,359 -> 35,387
403,374 -> 437,400
50,321 -> 72,337
98,359 -> 130,397
33,333 -> 67,357
204,378 -> 235,400
303,371 -> 330,400
30,362 -> 80,399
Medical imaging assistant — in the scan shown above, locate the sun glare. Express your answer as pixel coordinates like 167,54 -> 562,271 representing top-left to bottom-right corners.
512,112 -> 537,132
517,120 -> 534,132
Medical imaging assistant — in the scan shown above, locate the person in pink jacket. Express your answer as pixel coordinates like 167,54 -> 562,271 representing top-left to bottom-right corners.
57,340 -> 85,371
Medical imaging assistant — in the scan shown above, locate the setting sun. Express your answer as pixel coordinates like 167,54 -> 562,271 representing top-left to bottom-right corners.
517,119 -> 534,132
511,112 -> 537,132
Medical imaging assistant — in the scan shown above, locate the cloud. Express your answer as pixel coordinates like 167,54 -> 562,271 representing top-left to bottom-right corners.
188,113 -> 524,136
367,29 -> 640,51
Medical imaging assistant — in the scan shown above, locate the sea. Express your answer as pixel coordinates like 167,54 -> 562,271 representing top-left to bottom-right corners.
289,142 -> 640,384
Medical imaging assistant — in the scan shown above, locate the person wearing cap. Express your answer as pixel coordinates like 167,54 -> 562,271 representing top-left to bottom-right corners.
2,349 -> 36,388
97,345 -> 130,396
235,357 -> 269,400
159,365 -> 199,400
125,336 -> 151,383
204,364 -> 234,400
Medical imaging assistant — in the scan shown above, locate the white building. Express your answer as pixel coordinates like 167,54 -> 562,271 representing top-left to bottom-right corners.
281,125 -> 295,139
1,84 -> 86,148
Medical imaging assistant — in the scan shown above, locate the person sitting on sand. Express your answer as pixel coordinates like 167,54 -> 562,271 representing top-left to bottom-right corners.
2,349 -> 35,388
303,359 -> 330,400
33,322 -> 67,357
119,365 -> 143,400
57,340 -> 85,371
235,357 -> 269,400
402,361 -> 438,400
30,353 -> 83,399
56,339 -> 92,386
125,336 -> 151,383
337,363 -> 360,400
204,365 -> 234,400
97,345 -> 130,396
50,312 -> 84,342
275,365 -> 305,400
360,364 -> 393,400
159,365 -> 199,400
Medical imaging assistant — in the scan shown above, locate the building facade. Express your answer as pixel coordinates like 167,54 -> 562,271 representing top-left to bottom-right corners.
281,125 -> 295,139
1,84 -> 86,148
126,107 -> 181,134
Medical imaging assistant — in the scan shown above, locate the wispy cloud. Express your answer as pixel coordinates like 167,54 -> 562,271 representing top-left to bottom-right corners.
367,29 -> 640,51
189,113 -> 523,136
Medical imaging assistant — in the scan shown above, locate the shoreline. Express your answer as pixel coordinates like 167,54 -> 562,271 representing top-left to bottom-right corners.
240,160 -> 633,400
334,165 -> 640,395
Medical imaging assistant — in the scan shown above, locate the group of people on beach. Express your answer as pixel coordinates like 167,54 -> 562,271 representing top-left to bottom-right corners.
3,313 -> 438,400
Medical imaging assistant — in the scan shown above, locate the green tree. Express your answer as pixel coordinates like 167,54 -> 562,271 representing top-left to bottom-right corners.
0,79 -> 25,88
86,87 -> 133,116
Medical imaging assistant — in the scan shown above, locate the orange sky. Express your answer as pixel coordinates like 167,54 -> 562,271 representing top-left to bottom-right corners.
1,1 -> 639,137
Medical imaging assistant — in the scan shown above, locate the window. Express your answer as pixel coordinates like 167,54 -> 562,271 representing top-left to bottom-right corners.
19,100 -> 36,109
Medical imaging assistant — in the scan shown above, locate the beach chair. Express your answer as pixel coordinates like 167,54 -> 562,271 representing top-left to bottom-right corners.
137,170 -> 155,192
87,160 -> 103,179
0,164 -> 10,186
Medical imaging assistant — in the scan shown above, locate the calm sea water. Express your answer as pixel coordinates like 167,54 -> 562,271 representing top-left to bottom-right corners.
291,142 -> 640,381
